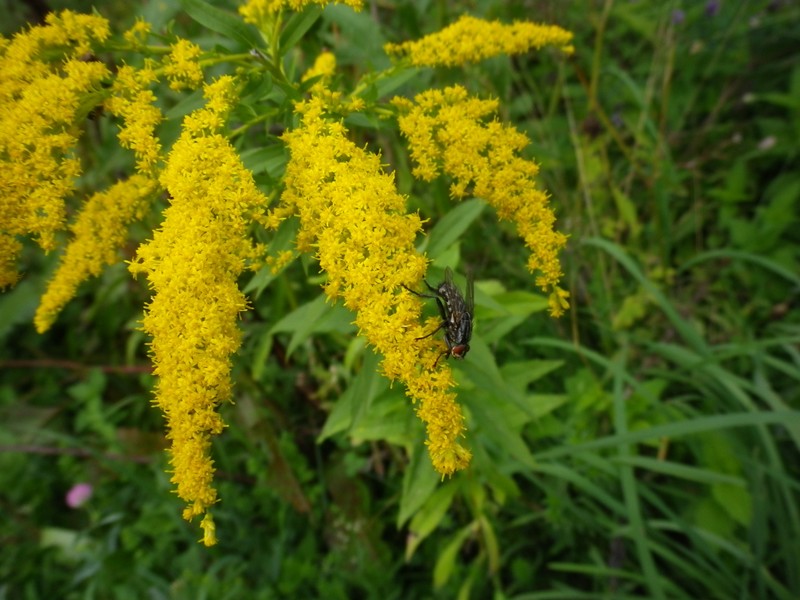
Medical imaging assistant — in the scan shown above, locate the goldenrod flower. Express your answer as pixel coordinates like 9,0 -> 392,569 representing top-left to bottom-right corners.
0,11 -> 110,286
265,249 -> 295,274
35,175 -> 158,333
0,234 -> 22,289
105,63 -> 163,173
162,38 -> 204,91
21,11 -> 111,58
385,15 -> 574,67
276,93 -> 472,475
393,86 -> 570,317
129,76 -> 268,544
200,514 -> 217,546
240,0 -> 363,27
301,50 -> 336,86
123,19 -> 151,48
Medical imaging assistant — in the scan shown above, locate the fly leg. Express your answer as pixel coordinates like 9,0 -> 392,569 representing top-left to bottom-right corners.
402,283 -> 450,341
432,348 -> 451,368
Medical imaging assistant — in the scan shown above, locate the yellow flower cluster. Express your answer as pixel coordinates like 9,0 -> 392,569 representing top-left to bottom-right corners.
123,19 -> 151,48
385,15 -> 574,67
275,94 -> 472,475
129,77 -> 269,545
265,249 -> 295,274
105,63 -> 163,173
162,38 -> 204,91
0,11 -> 110,287
301,50 -> 336,86
0,236 -> 21,289
393,86 -> 570,316
35,175 -> 158,333
240,0 -> 363,26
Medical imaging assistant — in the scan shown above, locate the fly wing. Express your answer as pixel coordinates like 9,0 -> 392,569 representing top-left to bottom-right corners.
443,267 -> 455,288
441,267 -> 472,316
439,267 -> 473,346
466,269 -> 474,315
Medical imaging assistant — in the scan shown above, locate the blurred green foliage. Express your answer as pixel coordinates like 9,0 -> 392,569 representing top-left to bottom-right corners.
2,0 -> 799,598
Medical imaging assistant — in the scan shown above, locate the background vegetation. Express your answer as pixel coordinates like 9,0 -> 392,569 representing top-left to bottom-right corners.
2,0 -> 799,598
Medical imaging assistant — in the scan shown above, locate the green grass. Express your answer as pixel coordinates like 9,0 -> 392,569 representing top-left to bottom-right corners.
1,0 -> 799,598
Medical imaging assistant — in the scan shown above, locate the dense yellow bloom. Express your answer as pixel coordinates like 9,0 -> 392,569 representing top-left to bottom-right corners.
129,76 -> 268,544
385,15 -> 573,67
200,514 -> 217,546
123,19 -> 151,48
162,38 -> 204,91
240,0 -> 363,26
301,50 -> 336,85
0,11 -> 109,101
393,86 -> 570,316
0,11 -> 110,286
35,175 -> 158,333
276,94 -> 471,475
265,249 -> 295,273
105,63 -> 163,173
18,10 -> 110,59
0,234 -> 22,288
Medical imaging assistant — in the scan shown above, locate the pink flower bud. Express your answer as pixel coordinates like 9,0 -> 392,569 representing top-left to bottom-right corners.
66,483 -> 93,508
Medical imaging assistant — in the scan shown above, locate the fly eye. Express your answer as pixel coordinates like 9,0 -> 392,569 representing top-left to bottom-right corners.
451,344 -> 469,359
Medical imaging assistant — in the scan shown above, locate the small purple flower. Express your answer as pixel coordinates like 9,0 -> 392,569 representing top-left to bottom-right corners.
705,1 -> 720,17
66,483 -> 93,508
672,10 -> 685,24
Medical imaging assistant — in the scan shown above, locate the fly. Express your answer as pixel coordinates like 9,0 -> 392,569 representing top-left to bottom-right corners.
404,267 -> 474,367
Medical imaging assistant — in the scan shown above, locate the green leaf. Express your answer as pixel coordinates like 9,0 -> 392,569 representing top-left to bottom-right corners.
0,278 -> 39,343
465,337 -> 537,422
433,524 -> 473,589
318,348 -> 387,441
164,89 -> 204,120
491,290 -> 550,317
373,68 -> 422,99
398,443 -> 439,527
323,5 -> 390,69
475,288 -> 548,345
467,389 -> 536,470
317,379 -> 356,442
500,360 -> 564,390
71,369 -> 116,445
692,496 -> 736,540
239,143 -> 288,178
533,462 -> 627,516
478,515 -> 500,575
250,326 -> 273,381
584,237 -> 709,355
611,185 -> 641,238
406,482 -> 459,560
40,528 -> 90,556
524,394 -> 569,419
244,218 -> 299,298
268,293 -> 355,356
612,289 -> 649,331
425,198 -> 486,259
536,410 -> 800,460
344,112 -> 383,130
680,248 -> 800,288
714,158 -> 750,204
611,456 -> 746,487
712,483 -> 753,527
350,390 -> 411,446
279,6 -> 323,54
181,0 -> 264,49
